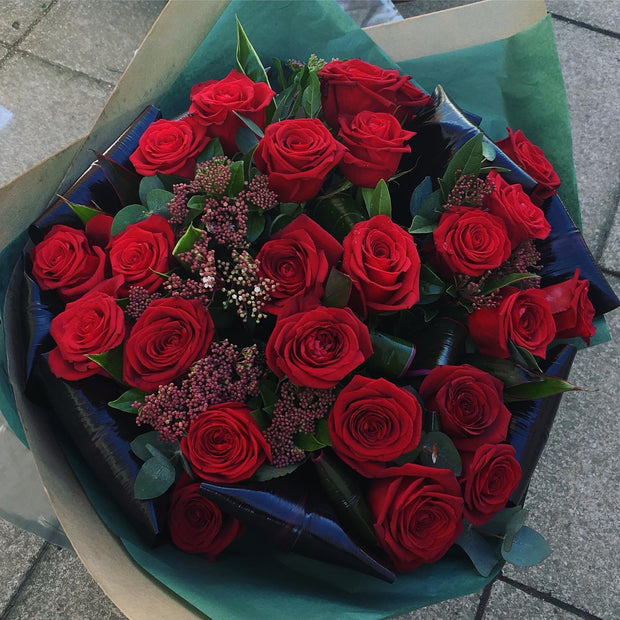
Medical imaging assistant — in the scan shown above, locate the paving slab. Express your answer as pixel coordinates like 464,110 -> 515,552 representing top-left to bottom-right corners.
0,52 -> 112,186
551,18 -> 620,258
600,207 -> 620,274
397,592 -> 481,619
546,0 -> 620,33
0,518 -> 46,614
485,579 -> 584,619
502,282 -> 620,620
3,545 -> 126,620
0,43 -> 8,61
0,0 -> 51,46
20,0 -> 165,84
397,0 -> 478,19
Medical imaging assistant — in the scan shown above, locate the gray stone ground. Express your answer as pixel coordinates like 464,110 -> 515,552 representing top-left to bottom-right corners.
0,1 -> 618,618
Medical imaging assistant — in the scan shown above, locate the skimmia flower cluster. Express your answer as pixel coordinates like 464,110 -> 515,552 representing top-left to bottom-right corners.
26,24 -> 606,582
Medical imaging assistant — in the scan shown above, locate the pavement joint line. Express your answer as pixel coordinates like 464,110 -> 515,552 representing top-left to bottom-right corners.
0,541 -> 51,620
473,578 -> 495,619
601,267 -> 620,279
550,12 -> 620,39
497,575 -> 603,619
592,189 -> 620,264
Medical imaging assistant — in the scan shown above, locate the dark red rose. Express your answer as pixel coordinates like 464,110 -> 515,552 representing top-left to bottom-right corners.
257,214 -> 342,316
484,170 -> 551,248
253,118 -> 346,203
189,70 -> 275,155
109,214 -> 175,296
337,111 -> 416,188
328,375 -> 422,477
419,364 -> 512,453
432,206 -> 511,277
84,213 -> 113,248
30,225 -> 106,302
368,466 -> 463,572
129,116 -> 211,178
543,269 -> 596,344
342,215 -> 421,315
318,58 -> 432,129
468,287 -> 556,359
265,305 -> 373,389
169,475 -> 244,559
48,291 -> 126,381
180,402 -> 271,483
460,444 -> 521,525
123,297 -> 213,392
495,127 -> 560,204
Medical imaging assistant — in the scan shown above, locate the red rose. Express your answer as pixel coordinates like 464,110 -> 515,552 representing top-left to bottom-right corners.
328,375 -> 422,477
84,213 -> 113,248
495,127 -> 560,204
257,214 -> 342,316
265,305 -> 373,389
48,292 -> 126,381
460,444 -> 521,525
484,170 -> 551,248
368,467 -> 463,572
468,287 -> 556,359
169,475 -> 244,559
419,364 -> 512,453
30,225 -> 106,302
543,269 -> 596,344
123,297 -> 213,392
189,70 -> 275,155
337,111 -> 416,188
180,402 -> 271,483
253,118 -> 346,203
318,58 -> 432,129
109,215 -> 175,296
129,116 -> 211,178
432,206 -> 511,277
342,215 -> 421,315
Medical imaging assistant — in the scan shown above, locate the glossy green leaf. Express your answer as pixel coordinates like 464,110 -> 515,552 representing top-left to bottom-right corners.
108,388 -> 146,414
416,188 -> 443,222
440,134 -> 483,198
259,378 -> 278,408
86,346 -> 124,385
418,264 -> 446,305
408,215 -> 437,234
146,189 -> 174,217
235,17 -> 270,85
478,273 -> 539,296
279,202 -> 302,216
58,196 -> 102,225
227,160 -> 246,195
322,268 -> 352,308
301,71 -> 321,118
501,526 -> 551,566
253,461 -> 302,482
272,56 -> 288,90
294,431 -> 327,452
186,195 -> 206,221
233,110 -> 265,138
269,212 -> 294,235
508,340 -> 542,372
246,211 -> 266,242
419,431 -> 462,476
95,152 -> 141,206
457,523 -> 500,577
409,176 -> 433,217
314,418 -> 332,447
310,194 -> 367,242
367,331 -> 416,378
361,179 -> 391,218
134,455 -> 176,500
138,175 -> 165,205
110,204 -> 150,236
173,223 -> 203,258
130,431 -> 179,462
504,377 -> 583,400
197,137 -> 224,163
250,407 -> 270,430
236,126 -> 260,154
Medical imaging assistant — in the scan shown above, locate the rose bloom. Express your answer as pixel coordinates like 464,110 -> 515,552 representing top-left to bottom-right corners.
460,444 -> 521,525
419,364 -> 512,453
123,297 -> 214,392
129,116 -> 211,178
108,214 -> 175,297
543,269 -> 596,344
329,375 -> 423,477
368,465 -> 463,572
496,127 -> 560,204
30,225 -> 106,302
169,475 -> 244,560
468,287 -> 556,359
318,58 -> 432,129
484,170 -> 551,248
253,118 -> 346,203
338,111 -> 416,188
432,206 -> 511,277
257,214 -> 342,316
48,291 -> 126,381
180,402 -> 271,483
265,305 -> 373,389
342,215 -> 421,315
189,69 -> 275,155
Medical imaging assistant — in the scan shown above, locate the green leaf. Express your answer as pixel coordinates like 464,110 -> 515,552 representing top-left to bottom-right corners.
416,188 -> 443,222
197,137 -> 224,163
478,273 -> 539,296
508,340 -> 542,372
310,194 -> 367,242
479,506 -> 527,537
110,204 -> 150,236
232,110 -> 265,138
146,189 -> 174,217
419,431 -> 462,476
95,152 -> 142,206
236,126 -> 260,154
269,212 -> 294,235
246,211 -> 265,242
482,140 -> 497,162
186,195 -> 206,221
301,71 -> 321,118
457,523 -> 500,577
390,436 -> 425,466
279,202 -> 302,216
479,165 -> 510,175
138,175 -> 165,205
86,346 -> 124,385
294,431 -> 327,452
133,455 -> 176,500
272,57 -> 288,90
58,196 -> 102,225
418,264 -> 446,305
502,509 -> 529,552
250,408 -> 270,430
440,134 -> 483,198
173,223 -> 203,258
501,526 -> 551,566
227,160 -> 246,196
367,331 -> 416,378
409,176 -> 433,218
130,431 -> 179,462
322,268 -> 352,308
235,17 -> 270,85
108,388 -> 145,414
504,377 -> 583,400
271,84 -> 296,123
408,214 -> 437,234
259,378 -> 278,408
253,461 -> 302,482
314,418 -> 332,447
361,179 -> 391,218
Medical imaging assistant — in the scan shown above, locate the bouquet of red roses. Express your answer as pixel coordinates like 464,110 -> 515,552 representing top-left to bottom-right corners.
10,19 -> 618,594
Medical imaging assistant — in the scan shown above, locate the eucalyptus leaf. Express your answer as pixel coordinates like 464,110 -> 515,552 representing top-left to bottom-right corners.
253,461 -> 302,482
456,524 -> 500,577
130,431 -> 179,462
501,526 -> 551,566
110,204 -> 150,236
416,188 -> 443,222
235,17 -> 270,85
139,175 -> 165,205
108,388 -> 146,414
478,506 -> 527,537
481,140 -> 497,162
322,268 -> 352,308
86,346 -> 124,385
133,455 -> 176,500
146,189 -> 174,217
502,509 -> 529,552
419,431 -> 462,476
